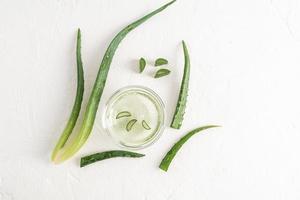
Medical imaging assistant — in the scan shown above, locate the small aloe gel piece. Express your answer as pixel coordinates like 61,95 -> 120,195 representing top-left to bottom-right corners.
155,58 -> 168,66
154,68 -> 171,78
139,58 -> 146,73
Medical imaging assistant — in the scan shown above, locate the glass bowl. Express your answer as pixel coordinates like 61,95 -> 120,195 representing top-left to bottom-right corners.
102,85 -> 165,149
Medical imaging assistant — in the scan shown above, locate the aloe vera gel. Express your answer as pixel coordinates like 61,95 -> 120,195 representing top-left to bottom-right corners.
103,86 -> 165,149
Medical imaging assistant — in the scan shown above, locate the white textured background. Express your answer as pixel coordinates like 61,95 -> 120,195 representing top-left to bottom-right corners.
1,0 -> 300,199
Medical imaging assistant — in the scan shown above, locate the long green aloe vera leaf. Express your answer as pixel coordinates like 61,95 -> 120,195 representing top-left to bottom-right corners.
159,125 -> 220,172
51,29 -> 84,161
53,0 -> 176,163
80,150 -> 145,167
170,41 -> 190,129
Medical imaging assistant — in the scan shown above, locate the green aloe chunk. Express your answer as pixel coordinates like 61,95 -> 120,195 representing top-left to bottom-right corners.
139,57 -> 146,73
155,58 -> 168,66
126,119 -> 137,132
116,111 -> 131,119
154,68 -> 171,78
142,120 -> 151,130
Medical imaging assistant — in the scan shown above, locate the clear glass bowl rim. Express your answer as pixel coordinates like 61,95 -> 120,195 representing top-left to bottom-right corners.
102,85 -> 166,150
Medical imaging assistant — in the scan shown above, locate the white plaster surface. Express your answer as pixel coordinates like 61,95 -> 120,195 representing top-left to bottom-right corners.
1,0 -> 300,199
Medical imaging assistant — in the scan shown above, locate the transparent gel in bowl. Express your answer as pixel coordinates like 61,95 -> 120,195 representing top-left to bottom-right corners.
102,86 -> 165,149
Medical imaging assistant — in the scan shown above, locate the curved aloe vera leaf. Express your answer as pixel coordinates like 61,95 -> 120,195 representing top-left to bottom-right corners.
53,0 -> 176,164
51,29 -> 84,161
170,41 -> 190,129
80,150 -> 145,167
159,125 -> 220,172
